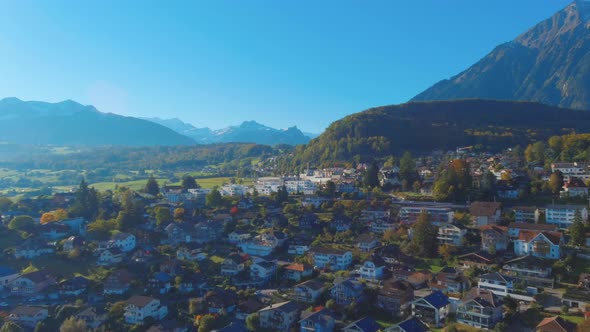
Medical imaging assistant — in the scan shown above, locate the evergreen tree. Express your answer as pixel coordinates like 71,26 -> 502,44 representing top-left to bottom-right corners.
399,151 -> 419,189
411,211 -> 439,257
70,179 -> 99,220
206,188 -> 223,208
181,175 -> 199,191
363,162 -> 379,189
144,175 -> 160,196
570,210 -> 586,247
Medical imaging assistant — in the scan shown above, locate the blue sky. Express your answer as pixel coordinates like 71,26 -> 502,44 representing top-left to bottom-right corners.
0,0 -> 571,133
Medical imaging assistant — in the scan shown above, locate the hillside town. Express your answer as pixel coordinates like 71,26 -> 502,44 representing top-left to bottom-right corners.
0,148 -> 589,332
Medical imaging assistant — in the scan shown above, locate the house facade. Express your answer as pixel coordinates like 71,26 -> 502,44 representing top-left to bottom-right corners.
437,223 -> 467,246
411,291 -> 450,328
310,247 -> 352,271
456,288 -> 503,330
545,205 -> 588,229
124,295 -> 168,325
258,301 -> 301,332
293,279 -> 325,303
514,231 -> 562,259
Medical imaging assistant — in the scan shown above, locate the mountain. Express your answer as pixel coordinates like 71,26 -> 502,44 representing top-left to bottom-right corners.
412,1 -> 590,110
144,117 -> 311,146
0,98 -> 195,146
292,99 -> 590,165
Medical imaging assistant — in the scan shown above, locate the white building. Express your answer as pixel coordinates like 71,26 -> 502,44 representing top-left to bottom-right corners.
310,247 -> 352,271
545,205 -> 588,229
124,295 -> 168,325
514,231 -> 562,259
437,223 -> 467,246
220,184 -> 248,197
109,233 -> 136,252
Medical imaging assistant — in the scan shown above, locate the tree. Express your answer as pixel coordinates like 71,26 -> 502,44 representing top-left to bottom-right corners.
363,162 -> 379,189
411,211 -> 438,257
173,207 -> 185,221
198,314 -> 216,332
154,206 -> 172,225
8,215 -> 35,232
504,295 -> 517,313
433,159 -> 472,202
399,151 -> 419,189
181,175 -> 199,191
548,172 -> 564,194
0,197 -> 13,213
59,317 -> 87,332
144,175 -> 160,196
40,212 -> 57,224
70,179 -> 99,220
0,322 -> 24,332
438,244 -> 457,261
571,211 -> 586,247
245,314 -> 260,331
325,181 -> 336,198
206,189 -> 223,208
87,218 -> 117,240
524,141 -> 546,164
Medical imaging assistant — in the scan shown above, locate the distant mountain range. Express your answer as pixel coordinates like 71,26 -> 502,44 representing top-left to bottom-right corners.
413,0 -> 590,111
143,117 -> 312,146
0,97 -> 194,146
293,99 -> 590,165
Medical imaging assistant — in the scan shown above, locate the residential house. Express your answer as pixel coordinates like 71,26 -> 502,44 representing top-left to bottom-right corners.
359,257 -> 386,280
10,270 -> 56,296
502,255 -> 554,289
0,266 -> 20,287
236,298 -> 266,321
470,201 -> 501,227
258,301 -> 301,332
478,272 -> 514,298
508,222 -> 557,239
205,289 -> 238,314
356,233 -> 379,252
383,317 -> 429,332
514,231 -> 563,259
480,225 -> 509,253
228,230 -> 252,244
288,236 -> 312,255
178,272 -> 207,294
76,306 -> 108,329
148,272 -> 172,294
513,206 -> 541,223
63,236 -> 84,252
399,206 -> 453,225
250,259 -> 277,283
407,271 -> 433,290
8,306 -> 49,328
431,267 -> 469,295
194,220 -> 224,243
332,215 -> 352,232
299,308 -> 335,332
545,205 -> 588,229
38,222 -> 70,240
371,219 -> 397,234
293,279 -> 326,303
221,253 -> 247,277
437,223 -> 467,246
164,223 -> 194,244
176,247 -> 205,261
411,291 -> 450,328
14,240 -> 54,259
124,295 -> 168,325
561,177 -> 588,198
146,320 -> 189,332
310,247 -> 352,271
98,247 -> 123,266
109,232 -> 136,252
456,288 -> 503,329
497,185 -> 520,199
536,316 -> 577,332
377,279 -> 414,316
284,263 -> 313,282
104,269 -> 134,295
299,213 -> 320,231
361,208 -> 391,223
330,279 -> 365,306
342,316 -> 380,332
60,276 -> 89,297
377,245 -> 403,264
458,252 -> 495,271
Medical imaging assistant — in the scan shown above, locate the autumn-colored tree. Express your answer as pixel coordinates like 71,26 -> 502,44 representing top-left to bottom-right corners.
438,244 -> 457,261
173,208 -> 185,221
230,206 -> 239,215
548,172 -> 564,194
40,213 -> 57,224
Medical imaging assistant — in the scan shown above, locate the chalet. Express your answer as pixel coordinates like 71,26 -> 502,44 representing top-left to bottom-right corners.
561,177 -> 588,198
478,272 -> 514,298
514,230 -> 563,259
342,316 -> 381,332
38,222 -> 70,240
332,215 -> 352,232
310,247 -> 352,271
536,316 -> 577,332
480,225 -> 509,253
8,306 -> 49,327
124,295 -> 168,325
98,247 -> 123,266
284,263 -> 313,282
288,236 -> 312,255
469,202 -> 501,227
148,272 -> 172,294
228,230 -> 252,244
178,272 -> 207,294
76,306 -> 108,329
407,271 -> 433,290
60,276 -> 89,297
164,223 -> 194,244
194,221 -> 224,243
293,279 -> 326,303
437,223 -> 467,246
356,233 -> 379,252
330,279 -> 365,306
250,259 -> 277,282
456,288 -> 503,329
205,289 -> 238,314
377,279 -> 414,316
236,298 -> 266,321
431,267 -> 469,295
258,301 -> 301,332
411,291 -> 450,328
299,308 -> 335,332
10,270 -> 56,296
176,247 -> 205,261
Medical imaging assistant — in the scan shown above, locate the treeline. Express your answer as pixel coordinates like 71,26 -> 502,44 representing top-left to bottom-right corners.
525,133 -> 590,166
288,99 -> 590,167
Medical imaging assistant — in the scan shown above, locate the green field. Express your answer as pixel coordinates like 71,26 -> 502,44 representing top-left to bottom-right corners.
89,176 -> 252,192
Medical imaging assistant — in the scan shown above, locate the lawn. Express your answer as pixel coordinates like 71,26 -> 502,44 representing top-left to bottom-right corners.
209,255 -> 225,264
416,258 -> 446,273
89,176 -> 248,192
559,314 -> 586,325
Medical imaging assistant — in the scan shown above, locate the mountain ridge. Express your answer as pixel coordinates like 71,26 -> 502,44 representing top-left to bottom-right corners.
412,1 -> 590,111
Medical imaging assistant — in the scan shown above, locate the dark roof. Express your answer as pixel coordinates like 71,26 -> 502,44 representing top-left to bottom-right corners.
421,291 -> 450,309
259,301 -> 300,314
126,295 -> 157,307
21,270 -> 53,283
396,317 -> 429,332
345,316 -> 380,332
462,288 -> 501,308
296,279 -> 325,291
508,222 -> 557,232
479,272 -> 512,284
0,266 -> 17,278
310,246 -> 350,255
470,201 -> 501,216
458,251 -> 494,263
10,306 -> 46,316
298,308 -> 334,327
